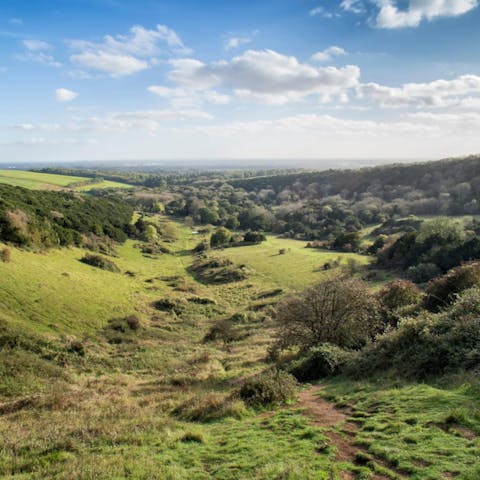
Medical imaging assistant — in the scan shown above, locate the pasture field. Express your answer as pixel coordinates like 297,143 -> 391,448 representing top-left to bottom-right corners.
0,169 -> 130,191
0,215 -> 479,479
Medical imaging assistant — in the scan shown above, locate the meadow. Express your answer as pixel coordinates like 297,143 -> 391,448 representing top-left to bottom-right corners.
1,213 -> 479,480
0,169 -> 130,191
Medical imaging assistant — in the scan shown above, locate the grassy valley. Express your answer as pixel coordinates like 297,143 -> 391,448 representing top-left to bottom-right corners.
0,159 -> 479,479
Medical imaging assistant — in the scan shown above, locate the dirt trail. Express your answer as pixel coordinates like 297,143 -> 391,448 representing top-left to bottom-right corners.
295,385 -> 403,480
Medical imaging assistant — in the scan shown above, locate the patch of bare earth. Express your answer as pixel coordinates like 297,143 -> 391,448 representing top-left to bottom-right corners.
295,386 -> 406,480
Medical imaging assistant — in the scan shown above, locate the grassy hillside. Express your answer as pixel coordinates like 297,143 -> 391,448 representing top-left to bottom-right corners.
0,214 -> 478,479
0,169 -> 130,191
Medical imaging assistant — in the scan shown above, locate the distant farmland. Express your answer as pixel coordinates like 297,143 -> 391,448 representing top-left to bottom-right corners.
0,169 -> 131,191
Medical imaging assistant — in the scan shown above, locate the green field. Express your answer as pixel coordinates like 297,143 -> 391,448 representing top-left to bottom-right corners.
0,169 -> 131,191
0,216 -> 479,480
217,236 -> 370,290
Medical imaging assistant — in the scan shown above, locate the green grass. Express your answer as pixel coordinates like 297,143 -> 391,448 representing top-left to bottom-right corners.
216,236 -> 371,291
0,214 -> 479,480
322,376 -> 480,480
0,169 -> 131,191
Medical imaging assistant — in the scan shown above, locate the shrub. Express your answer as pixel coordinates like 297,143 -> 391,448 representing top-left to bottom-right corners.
173,393 -> 246,422
237,369 -> 297,407
189,256 -> 252,284
406,262 -> 441,283
153,298 -> 184,314
275,276 -> 380,351
193,240 -> 209,253
378,280 -> 421,311
423,262 -> 480,312
125,315 -> 141,330
288,344 -> 354,382
210,227 -> 231,247
203,318 -> 242,344
0,248 -> 11,263
347,289 -> 480,378
79,254 -> 120,272
243,231 -> 266,244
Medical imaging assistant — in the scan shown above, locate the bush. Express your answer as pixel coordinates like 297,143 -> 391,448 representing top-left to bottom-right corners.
243,231 -> 266,244
288,344 -> 354,382
210,227 -> 231,247
423,262 -> 480,312
0,248 -> 11,263
237,369 -> 297,407
378,280 -> 421,311
347,288 -> 480,378
173,393 -> 246,422
275,276 -> 380,351
189,256 -> 252,284
406,262 -> 441,283
203,317 -> 243,344
79,254 -> 120,272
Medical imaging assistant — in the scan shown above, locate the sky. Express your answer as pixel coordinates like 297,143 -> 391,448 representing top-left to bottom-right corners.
1,0 -> 480,164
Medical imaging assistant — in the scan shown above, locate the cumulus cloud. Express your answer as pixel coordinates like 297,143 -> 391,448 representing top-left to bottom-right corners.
341,0 -> 478,28
312,46 -> 347,62
358,74 -> 480,107
375,0 -> 478,28
71,51 -> 148,76
68,24 -> 189,77
55,88 -> 79,103
168,49 -> 360,104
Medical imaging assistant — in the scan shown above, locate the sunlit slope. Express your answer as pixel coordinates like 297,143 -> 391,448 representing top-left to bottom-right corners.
217,236 -> 371,290
0,169 -> 131,191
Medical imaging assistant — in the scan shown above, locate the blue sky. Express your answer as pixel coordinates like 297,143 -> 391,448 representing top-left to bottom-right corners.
1,0 -> 480,163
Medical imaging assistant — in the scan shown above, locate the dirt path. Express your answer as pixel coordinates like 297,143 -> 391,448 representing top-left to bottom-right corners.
295,385 -> 405,480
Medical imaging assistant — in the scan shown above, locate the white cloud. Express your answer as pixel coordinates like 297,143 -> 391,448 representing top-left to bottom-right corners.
358,74 -> 480,107
342,0 -> 479,28
168,49 -> 360,104
68,24 -> 189,77
148,85 -> 231,107
147,85 -> 188,98
225,36 -> 252,50
310,6 -> 325,16
375,0 -> 478,28
341,0 -> 366,14
23,39 -> 51,51
56,88 -> 79,103
204,90 -> 231,105
20,40 -> 62,67
312,46 -> 347,62
87,109 -> 212,133
309,6 -> 338,18
71,51 -> 148,76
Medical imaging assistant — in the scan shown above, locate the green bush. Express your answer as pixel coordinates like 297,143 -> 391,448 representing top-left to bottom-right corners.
406,262 -> 441,283
237,369 -> 297,407
423,262 -> 480,312
288,344 -> 354,382
80,254 -> 120,272
347,288 -> 480,378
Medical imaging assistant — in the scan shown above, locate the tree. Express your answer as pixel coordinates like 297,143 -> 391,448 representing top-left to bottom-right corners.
275,276 -> 379,351
210,227 -> 231,247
